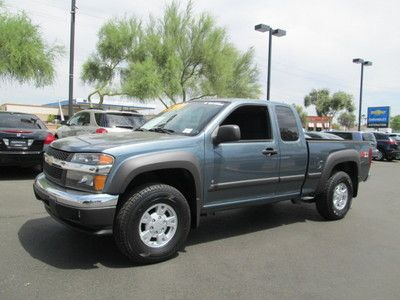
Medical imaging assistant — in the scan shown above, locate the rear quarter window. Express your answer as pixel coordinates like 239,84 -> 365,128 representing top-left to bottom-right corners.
362,133 -> 376,142
275,106 -> 299,141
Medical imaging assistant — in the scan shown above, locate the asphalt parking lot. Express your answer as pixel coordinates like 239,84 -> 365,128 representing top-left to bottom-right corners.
1,161 -> 399,299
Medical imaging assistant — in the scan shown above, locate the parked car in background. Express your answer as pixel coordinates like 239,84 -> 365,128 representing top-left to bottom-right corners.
0,112 -> 55,168
361,132 -> 380,160
55,110 -> 146,139
388,133 -> 400,143
305,131 -> 344,140
371,132 -> 400,161
329,131 -> 380,160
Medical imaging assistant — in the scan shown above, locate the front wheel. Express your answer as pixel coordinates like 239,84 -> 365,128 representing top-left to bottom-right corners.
114,184 -> 191,264
316,171 -> 353,220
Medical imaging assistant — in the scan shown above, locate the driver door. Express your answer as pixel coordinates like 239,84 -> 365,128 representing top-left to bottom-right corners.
204,104 -> 280,208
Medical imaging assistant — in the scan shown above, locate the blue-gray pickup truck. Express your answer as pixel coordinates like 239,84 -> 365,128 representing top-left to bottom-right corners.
34,99 -> 372,263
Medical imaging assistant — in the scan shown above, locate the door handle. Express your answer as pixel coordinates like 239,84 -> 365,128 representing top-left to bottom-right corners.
262,148 -> 278,156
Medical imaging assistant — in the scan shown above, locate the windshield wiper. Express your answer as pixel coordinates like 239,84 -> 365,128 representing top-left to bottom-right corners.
135,128 -> 148,131
148,127 -> 175,134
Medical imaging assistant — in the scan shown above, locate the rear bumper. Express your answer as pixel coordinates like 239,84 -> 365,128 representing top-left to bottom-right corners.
0,151 -> 43,166
33,173 -> 118,235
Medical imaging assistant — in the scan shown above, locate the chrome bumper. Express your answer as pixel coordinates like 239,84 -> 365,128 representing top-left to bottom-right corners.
33,173 -> 118,209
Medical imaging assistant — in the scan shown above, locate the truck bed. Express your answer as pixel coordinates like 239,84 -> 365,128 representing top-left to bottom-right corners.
302,139 -> 371,197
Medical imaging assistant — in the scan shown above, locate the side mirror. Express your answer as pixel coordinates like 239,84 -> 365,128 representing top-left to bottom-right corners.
213,125 -> 241,144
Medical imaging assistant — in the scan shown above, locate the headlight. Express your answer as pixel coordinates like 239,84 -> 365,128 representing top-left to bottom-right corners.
65,153 -> 114,192
70,153 -> 114,165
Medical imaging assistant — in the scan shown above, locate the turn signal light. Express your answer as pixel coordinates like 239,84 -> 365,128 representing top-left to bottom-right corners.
98,154 -> 114,165
95,128 -> 108,134
93,175 -> 107,191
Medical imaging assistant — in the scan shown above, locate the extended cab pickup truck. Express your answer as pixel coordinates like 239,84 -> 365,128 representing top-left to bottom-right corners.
33,99 -> 372,263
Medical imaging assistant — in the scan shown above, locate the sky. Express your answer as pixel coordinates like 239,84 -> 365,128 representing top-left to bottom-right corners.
1,0 -> 400,116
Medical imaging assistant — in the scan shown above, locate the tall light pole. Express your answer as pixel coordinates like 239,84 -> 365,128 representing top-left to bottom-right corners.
353,58 -> 372,131
255,24 -> 286,100
68,0 -> 77,119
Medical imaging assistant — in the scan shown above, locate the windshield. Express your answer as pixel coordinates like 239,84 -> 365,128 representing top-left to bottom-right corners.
140,101 -> 227,136
102,113 -> 145,129
0,114 -> 45,129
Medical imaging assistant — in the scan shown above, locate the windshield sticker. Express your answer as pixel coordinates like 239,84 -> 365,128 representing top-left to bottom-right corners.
183,128 -> 193,134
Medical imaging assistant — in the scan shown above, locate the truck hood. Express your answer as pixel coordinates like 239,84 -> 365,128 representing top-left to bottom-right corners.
51,131 -> 188,153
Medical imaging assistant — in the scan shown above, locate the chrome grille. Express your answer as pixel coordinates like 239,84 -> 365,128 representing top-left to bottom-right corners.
46,147 -> 72,161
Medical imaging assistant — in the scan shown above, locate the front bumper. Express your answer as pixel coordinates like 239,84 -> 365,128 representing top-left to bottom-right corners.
33,173 -> 118,235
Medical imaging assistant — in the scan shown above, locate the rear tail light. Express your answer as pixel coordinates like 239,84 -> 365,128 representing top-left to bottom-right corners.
44,133 -> 56,145
95,128 -> 108,134
388,138 -> 397,145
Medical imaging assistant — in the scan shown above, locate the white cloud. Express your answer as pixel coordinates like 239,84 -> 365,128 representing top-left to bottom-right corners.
2,0 -> 399,115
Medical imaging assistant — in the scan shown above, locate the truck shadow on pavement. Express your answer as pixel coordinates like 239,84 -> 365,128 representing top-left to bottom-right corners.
18,201 -> 321,269
0,166 -> 39,180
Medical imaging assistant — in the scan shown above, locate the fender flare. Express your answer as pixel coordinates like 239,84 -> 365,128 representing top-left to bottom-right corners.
315,149 -> 361,196
106,151 -> 202,227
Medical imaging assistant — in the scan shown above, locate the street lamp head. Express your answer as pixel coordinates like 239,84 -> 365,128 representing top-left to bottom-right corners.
363,61 -> 373,66
272,29 -> 286,37
255,24 -> 271,32
353,58 -> 364,64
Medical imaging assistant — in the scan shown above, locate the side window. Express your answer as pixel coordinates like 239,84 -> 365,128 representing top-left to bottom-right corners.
221,105 -> 272,140
79,112 -> 91,126
68,113 -> 82,126
94,113 -> 104,126
276,106 -> 299,141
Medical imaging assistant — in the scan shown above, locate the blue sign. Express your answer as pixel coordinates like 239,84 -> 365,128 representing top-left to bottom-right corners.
367,106 -> 390,128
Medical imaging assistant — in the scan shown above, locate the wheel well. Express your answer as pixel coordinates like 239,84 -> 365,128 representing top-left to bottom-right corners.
330,162 -> 358,197
119,168 -> 197,228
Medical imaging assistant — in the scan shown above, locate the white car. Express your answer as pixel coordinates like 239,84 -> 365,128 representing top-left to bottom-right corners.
56,109 -> 146,139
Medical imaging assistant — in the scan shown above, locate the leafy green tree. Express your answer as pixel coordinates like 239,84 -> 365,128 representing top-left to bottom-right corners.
338,111 -> 356,129
81,17 -> 142,107
0,5 -> 63,86
292,103 -> 308,127
391,115 -> 400,132
82,1 -> 261,108
304,89 -> 355,120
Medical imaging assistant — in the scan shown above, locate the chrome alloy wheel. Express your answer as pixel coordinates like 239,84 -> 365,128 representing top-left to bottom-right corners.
138,203 -> 178,248
332,183 -> 348,211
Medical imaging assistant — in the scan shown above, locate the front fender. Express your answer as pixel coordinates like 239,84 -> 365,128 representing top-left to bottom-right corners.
104,151 -> 203,226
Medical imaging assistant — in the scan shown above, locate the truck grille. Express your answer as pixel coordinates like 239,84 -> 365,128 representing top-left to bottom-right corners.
43,163 -> 63,181
46,147 -> 72,161
44,147 -> 72,185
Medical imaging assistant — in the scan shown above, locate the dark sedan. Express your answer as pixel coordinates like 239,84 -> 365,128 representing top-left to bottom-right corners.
0,112 -> 56,168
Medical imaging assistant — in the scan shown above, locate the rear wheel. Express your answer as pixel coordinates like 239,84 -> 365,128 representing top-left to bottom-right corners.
114,183 -> 191,264
386,155 -> 394,162
316,171 -> 353,220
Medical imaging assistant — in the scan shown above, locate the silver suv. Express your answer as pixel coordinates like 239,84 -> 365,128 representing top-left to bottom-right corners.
56,109 -> 145,139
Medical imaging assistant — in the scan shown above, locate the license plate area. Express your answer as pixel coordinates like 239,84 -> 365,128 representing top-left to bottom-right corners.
9,139 -> 28,148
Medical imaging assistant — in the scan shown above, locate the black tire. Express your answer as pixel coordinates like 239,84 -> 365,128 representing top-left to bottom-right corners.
377,149 -> 385,161
114,183 -> 191,264
316,171 -> 353,220
386,155 -> 393,162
